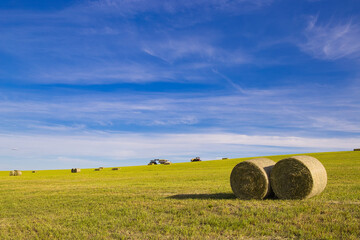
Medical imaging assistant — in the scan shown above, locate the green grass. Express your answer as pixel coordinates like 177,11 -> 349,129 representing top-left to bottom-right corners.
0,151 -> 359,239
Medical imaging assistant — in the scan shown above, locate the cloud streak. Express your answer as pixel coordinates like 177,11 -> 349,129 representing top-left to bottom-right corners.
89,0 -> 274,16
301,16 -> 360,60
1,82 -> 359,136
0,1 -> 252,84
142,37 -> 250,65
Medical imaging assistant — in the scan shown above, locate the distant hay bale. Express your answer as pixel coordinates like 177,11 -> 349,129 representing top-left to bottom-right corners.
354,148 -> 360,151
94,168 -> 100,171
71,168 -> 81,173
112,168 -> 119,170
10,170 -> 22,176
32,171 -> 36,173
230,158 -> 275,200
270,156 -> 327,200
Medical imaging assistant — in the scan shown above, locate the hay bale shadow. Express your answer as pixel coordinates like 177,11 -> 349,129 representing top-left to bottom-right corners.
167,193 -> 236,200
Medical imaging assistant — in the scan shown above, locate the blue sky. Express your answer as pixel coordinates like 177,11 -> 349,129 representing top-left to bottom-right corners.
0,0 -> 359,170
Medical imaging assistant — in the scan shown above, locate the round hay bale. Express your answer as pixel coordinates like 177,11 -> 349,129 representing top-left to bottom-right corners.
230,158 -> 275,200
14,170 -> 22,176
9,171 -> 15,176
270,155 -> 327,200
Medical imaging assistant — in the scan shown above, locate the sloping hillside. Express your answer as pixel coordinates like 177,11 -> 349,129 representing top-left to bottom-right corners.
0,151 -> 359,239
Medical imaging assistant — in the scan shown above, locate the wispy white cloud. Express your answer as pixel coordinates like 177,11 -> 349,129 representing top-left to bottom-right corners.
32,63 -> 178,84
150,116 -> 199,126
0,82 -> 359,135
309,116 -> 360,132
142,37 -> 250,65
0,3 -> 251,84
301,16 -> 360,60
211,69 -> 247,93
142,38 -> 216,63
29,124 -> 87,132
89,0 -> 274,16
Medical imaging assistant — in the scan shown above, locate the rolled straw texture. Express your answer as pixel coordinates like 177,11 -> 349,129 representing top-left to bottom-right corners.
270,155 -> 327,199
230,158 -> 275,200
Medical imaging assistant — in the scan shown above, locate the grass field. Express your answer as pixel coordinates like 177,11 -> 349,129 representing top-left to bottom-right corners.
0,151 -> 359,239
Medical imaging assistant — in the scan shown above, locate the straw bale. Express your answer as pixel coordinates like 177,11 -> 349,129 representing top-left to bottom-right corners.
270,155 -> 327,199
230,158 -> 275,200
71,168 -> 81,173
